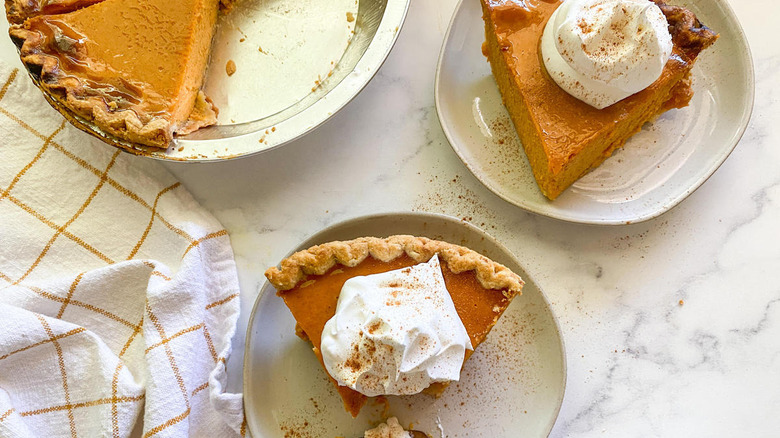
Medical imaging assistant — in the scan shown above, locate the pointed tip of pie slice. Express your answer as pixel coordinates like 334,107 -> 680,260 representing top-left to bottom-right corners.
338,385 -> 368,418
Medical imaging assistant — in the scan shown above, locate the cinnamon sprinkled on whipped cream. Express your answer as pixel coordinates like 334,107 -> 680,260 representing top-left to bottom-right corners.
541,0 -> 673,109
320,255 -> 472,397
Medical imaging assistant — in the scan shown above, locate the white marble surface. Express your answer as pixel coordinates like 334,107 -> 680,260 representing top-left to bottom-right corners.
157,0 -> 780,436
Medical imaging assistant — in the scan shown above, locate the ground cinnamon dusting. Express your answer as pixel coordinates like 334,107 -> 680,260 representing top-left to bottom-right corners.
279,418 -> 315,438
367,321 -> 381,334
413,173 -> 498,231
344,356 -> 362,372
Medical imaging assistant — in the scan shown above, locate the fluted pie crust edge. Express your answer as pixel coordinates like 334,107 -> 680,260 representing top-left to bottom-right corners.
264,235 -> 524,296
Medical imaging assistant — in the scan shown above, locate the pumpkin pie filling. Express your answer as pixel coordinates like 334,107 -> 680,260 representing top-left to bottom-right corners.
7,0 -> 221,148
481,0 -> 718,200
265,236 -> 524,417
5,0 -> 104,24
19,19 -> 158,111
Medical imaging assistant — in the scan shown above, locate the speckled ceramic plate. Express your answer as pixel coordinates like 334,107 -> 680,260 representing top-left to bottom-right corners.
1,0 -> 409,161
244,212 -> 566,438
435,0 -> 754,225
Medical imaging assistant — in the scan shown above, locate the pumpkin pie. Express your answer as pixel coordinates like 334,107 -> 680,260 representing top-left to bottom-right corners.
480,0 -> 719,199
264,235 -> 524,417
6,0 -> 228,149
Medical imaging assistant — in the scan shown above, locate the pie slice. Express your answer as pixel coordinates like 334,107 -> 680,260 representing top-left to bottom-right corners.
264,235 -> 524,417
7,0 -> 222,149
480,0 -> 719,200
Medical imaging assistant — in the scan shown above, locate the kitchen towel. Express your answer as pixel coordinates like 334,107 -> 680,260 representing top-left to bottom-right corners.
0,62 -> 245,437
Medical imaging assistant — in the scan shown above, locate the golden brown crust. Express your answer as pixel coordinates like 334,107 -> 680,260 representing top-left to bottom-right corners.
264,235 -> 524,295
653,0 -> 719,61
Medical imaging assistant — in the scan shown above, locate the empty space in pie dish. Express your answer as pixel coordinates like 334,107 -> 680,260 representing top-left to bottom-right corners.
203,0 -> 359,125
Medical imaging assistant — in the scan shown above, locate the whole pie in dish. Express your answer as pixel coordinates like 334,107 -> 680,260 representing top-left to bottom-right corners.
480,0 -> 719,200
264,235 -> 524,417
6,0 -> 229,149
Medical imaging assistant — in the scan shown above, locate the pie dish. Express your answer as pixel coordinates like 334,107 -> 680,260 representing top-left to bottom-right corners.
5,0 -> 228,149
264,235 -> 524,417
2,0 -> 411,159
480,0 -> 719,200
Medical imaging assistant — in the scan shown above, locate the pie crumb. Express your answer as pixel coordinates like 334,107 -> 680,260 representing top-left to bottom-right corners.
363,417 -> 411,438
678,299 -> 684,306
226,59 -> 237,76
347,11 -> 355,22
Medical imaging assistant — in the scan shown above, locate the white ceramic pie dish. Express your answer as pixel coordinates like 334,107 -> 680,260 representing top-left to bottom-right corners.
435,0 -> 754,225
243,212 -> 567,438
0,0 -> 409,161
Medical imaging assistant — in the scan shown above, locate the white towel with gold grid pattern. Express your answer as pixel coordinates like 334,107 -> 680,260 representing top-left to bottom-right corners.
0,62 -> 245,437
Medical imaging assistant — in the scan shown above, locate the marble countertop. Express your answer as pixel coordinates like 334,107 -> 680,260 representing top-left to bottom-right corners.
161,0 -> 779,435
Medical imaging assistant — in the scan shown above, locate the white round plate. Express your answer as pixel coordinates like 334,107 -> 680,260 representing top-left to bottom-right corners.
435,0 -> 754,225
0,0 -> 409,161
244,213 -> 566,438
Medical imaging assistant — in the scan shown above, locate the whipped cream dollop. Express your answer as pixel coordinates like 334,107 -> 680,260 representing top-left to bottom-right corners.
363,418 -> 412,438
320,255 -> 472,397
541,0 -> 673,109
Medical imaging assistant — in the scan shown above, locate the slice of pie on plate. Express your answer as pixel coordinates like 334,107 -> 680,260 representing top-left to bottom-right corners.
480,0 -> 719,200
6,0 -> 224,149
264,235 -> 524,417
